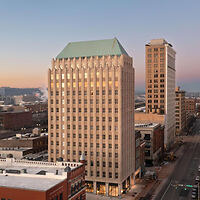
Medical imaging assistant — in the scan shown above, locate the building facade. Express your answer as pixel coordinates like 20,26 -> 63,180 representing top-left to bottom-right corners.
48,38 -> 135,196
175,87 -> 186,135
0,111 -> 32,130
135,123 -> 164,166
145,39 -> 176,148
185,97 -> 196,115
0,157 -> 85,200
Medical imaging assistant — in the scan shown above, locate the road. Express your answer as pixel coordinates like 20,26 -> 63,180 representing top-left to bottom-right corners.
155,119 -> 200,200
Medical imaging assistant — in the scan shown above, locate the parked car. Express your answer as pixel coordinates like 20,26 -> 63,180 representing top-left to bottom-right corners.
195,176 -> 200,183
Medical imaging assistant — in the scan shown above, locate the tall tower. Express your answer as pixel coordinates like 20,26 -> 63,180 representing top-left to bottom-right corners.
145,39 -> 176,148
48,38 -> 135,197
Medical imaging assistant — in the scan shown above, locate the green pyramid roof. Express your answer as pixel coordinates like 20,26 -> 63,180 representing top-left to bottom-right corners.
56,38 -> 129,59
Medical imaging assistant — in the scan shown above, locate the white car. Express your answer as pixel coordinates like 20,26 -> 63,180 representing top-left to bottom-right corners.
195,176 -> 200,182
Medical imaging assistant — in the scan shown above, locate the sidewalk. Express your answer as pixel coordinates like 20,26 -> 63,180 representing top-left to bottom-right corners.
124,143 -> 185,200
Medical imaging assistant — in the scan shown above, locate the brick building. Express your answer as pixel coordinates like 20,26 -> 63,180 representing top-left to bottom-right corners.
25,103 -> 48,113
0,133 -> 47,153
135,123 -> 164,166
0,111 -> 32,130
0,157 -> 86,200
175,87 -> 186,135
185,97 -> 196,115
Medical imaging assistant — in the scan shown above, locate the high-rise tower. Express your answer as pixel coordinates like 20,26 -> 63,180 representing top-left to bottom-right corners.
145,39 -> 176,148
48,38 -> 135,196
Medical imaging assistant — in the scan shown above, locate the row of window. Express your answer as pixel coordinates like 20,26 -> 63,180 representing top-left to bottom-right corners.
147,48 -> 164,52
147,53 -> 165,58
147,89 -> 165,93
51,98 -> 118,105
51,106 -> 119,113
50,150 -> 119,160
50,142 -> 119,149
51,133 -> 118,140
148,95 -> 165,98
51,124 -> 118,131
86,171 -> 118,179
148,79 -> 165,83
52,71 -> 119,80
51,115 -> 119,122
148,100 -> 165,103
51,90 -> 118,96
148,84 -> 165,88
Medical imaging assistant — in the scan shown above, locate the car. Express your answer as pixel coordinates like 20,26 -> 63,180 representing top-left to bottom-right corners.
193,187 -> 198,192
193,185 -> 198,189
192,194 -> 197,199
195,176 -> 200,182
192,191 -> 197,195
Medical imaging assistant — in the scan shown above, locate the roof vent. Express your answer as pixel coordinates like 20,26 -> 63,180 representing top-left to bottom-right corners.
64,166 -> 71,172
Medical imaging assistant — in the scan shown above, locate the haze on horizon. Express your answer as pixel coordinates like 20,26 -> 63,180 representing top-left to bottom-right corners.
0,0 -> 199,92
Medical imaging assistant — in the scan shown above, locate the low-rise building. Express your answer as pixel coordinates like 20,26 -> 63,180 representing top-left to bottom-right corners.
135,123 -> 164,166
0,157 -> 86,200
134,131 -> 145,179
0,131 -> 48,155
0,111 -> 32,130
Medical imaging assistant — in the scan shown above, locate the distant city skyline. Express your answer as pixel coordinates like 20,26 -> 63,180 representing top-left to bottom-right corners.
0,0 -> 199,91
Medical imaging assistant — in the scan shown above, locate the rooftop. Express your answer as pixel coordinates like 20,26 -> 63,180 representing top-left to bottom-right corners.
146,38 -> 172,47
56,38 -> 129,59
0,158 -> 83,191
135,123 -> 160,129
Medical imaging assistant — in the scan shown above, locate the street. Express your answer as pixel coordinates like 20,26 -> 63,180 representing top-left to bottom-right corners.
154,119 -> 200,200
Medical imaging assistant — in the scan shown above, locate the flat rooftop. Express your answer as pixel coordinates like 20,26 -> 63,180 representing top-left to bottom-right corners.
2,133 -> 48,141
135,123 -> 160,129
0,158 -> 83,191
0,174 -> 63,191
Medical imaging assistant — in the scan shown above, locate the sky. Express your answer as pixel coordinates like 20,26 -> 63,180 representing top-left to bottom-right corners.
0,0 -> 199,92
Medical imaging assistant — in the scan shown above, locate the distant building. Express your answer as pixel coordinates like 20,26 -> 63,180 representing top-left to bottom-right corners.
0,111 -> 32,130
48,38 -> 135,197
25,103 -> 48,113
175,87 -> 186,135
0,157 -> 85,200
185,97 -> 196,115
135,112 -> 165,125
135,123 -> 164,166
145,39 -> 176,148
0,131 -> 48,158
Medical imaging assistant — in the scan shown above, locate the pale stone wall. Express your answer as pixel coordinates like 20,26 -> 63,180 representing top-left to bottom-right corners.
48,54 -> 135,190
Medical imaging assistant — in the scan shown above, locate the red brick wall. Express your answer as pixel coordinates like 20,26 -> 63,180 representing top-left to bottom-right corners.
46,179 -> 67,200
153,127 -> 164,154
0,187 -> 46,200
1,111 -> 32,130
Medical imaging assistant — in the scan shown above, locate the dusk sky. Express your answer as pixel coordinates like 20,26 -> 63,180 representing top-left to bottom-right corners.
0,0 -> 199,91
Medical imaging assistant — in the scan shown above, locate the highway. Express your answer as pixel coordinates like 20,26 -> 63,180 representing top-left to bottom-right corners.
154,119 -> 200,200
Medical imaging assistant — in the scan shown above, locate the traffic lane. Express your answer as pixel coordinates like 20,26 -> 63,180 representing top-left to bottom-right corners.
154,143 -> 190,200
155,140 -> 200,200
161,143 -> 195,200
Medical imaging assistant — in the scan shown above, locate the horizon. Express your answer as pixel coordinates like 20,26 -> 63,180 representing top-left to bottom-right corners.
0,0 -> 199,92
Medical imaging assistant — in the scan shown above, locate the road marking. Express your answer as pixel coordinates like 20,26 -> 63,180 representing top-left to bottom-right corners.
160,180 -> 172,200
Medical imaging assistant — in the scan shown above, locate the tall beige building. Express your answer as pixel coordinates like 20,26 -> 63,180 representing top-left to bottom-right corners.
48,38 -> 135,197
175,87 -> 186,135
145,39 -> 176,148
